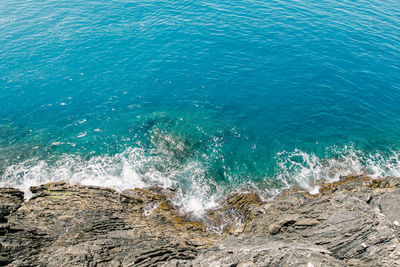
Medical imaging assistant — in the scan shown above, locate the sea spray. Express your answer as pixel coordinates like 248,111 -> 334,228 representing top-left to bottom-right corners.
2,144 -> 400,216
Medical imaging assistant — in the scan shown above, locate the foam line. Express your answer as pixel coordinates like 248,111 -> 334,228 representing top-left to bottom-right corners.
1,145 -> 400,216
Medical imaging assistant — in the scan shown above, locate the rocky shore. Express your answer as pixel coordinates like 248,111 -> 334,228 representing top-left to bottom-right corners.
1,175 -> 400,266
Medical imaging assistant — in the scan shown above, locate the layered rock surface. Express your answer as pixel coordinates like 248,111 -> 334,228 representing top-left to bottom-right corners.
1,176 -> 400,266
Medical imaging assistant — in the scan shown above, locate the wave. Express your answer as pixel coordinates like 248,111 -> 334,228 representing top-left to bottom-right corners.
271,145 -> 400,197
1,145 -> 400,216
0,147 -> 222,216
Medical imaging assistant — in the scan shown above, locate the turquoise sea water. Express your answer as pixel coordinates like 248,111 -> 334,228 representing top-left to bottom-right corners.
1,0 -> 400,213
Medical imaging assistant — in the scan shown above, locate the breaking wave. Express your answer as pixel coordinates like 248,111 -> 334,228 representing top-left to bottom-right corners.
272,145 -> 400,196
1,145 -> 400,216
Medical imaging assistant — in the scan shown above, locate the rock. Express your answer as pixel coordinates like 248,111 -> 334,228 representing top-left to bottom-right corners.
294,218 -> 320,227
369,188 -> 400,226
242,176 -> 400,266
0,188 -> 24,223
0,176 -> 400,266
268,223 -> 281,235
0,183 -> 219,266
172,235 -> 343,267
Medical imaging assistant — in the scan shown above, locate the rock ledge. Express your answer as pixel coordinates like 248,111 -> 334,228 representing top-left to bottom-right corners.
1,176 -> 400,266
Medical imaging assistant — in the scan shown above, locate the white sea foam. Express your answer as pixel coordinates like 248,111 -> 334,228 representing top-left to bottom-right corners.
1,145 -> 400,215
273,145 -> 400,195
0,147 -> 220,216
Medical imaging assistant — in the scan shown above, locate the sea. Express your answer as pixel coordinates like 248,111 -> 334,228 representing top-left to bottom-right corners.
1,0 -> 399,215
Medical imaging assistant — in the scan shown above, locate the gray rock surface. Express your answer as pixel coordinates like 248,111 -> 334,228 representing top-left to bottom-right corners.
0,183 -> 218,266
168,235 -> 343,267
240,177 -> 400,266
1,176 -> 400,266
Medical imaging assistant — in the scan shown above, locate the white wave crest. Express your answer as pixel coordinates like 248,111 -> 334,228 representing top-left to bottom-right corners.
1,145 -> 400,215
0,147 -> 220,216
273,145 -> 400,195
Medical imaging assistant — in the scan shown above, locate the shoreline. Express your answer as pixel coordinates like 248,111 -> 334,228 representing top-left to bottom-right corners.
1,175 -> 400,266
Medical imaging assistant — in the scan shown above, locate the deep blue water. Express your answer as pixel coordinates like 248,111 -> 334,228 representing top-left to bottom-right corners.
1,0 -> 400,213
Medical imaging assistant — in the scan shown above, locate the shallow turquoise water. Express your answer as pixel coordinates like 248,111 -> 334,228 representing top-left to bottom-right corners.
1,0 -> 400,213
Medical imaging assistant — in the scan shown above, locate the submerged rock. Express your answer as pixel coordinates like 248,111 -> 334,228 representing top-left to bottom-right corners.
0,176 -> 400,266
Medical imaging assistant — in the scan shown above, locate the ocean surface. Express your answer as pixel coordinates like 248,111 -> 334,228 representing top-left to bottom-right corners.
1,0 -> 400,215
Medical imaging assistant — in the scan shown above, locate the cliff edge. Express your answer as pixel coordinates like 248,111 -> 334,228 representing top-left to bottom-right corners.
1,176 -> 400,266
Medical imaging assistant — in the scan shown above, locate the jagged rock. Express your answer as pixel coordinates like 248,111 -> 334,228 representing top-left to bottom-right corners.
0,188 -> 23,223
369,188 -> 400,227
0,183 -> 219,266
242,176 -> 400,266
0,176 -> 400,266
168,235 -> 343,267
